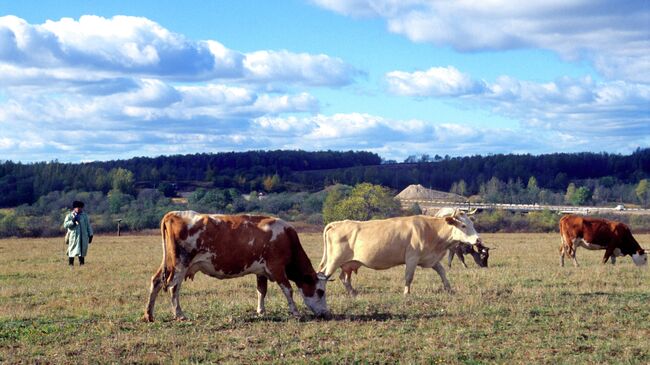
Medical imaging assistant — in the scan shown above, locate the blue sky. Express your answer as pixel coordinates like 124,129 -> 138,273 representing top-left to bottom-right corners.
0,0 -> 648,162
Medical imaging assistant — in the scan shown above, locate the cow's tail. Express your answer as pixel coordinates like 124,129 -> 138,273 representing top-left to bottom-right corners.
160,217 -> 174,291
318,223 -> 334,273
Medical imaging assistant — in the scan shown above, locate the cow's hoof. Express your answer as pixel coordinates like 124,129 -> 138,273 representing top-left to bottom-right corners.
256,310 -> 266,316
174,315 -> 189,322
142,314 -> 154,322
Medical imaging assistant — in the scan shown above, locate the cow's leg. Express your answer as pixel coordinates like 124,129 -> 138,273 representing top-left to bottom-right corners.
256,275 -> 268,315
559,240 -> 565,267
404,258 -> 418,295
602,246 -> 615,265
143,266 -> 164,322
274,274 -> 300,318
339,262 -> 359,297
456,250 -> 468,268
432,262 -> 452,292
570,243 -> 579,267
168,266 -> 189,321
610,255 -> 616,265
447,249 -> 454,268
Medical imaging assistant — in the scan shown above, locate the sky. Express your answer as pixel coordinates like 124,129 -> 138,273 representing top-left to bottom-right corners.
0,0 -> 648,162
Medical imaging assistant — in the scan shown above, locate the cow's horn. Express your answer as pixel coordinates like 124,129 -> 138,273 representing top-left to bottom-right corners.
468,208 -> 478,215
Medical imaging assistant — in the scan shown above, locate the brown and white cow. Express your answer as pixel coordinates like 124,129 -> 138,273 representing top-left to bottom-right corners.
318,210 -> 482,296
559,214 -> 647,267
143,211 -> 330,322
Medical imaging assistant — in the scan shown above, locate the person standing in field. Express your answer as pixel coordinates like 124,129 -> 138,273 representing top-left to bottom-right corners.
63,200 -> 93,266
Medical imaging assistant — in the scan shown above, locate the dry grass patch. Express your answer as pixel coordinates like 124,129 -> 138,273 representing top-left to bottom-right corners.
0,232 -> 648,364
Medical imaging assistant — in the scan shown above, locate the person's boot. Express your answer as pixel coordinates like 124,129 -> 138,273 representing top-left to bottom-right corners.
68,257 -> 74,266
79,256 -> 85,266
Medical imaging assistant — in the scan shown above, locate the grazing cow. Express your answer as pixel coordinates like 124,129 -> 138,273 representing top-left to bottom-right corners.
318,209 -> 481,296
433,208 -> 490,268
559,214 -> 647,267
143,211 -> 330,322
447,242 -> 490,268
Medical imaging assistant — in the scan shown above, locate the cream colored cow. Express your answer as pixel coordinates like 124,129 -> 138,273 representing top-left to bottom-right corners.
318,210 -> 481,296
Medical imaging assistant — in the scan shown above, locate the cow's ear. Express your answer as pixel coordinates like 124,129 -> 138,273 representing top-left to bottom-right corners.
445,216 -> 456,225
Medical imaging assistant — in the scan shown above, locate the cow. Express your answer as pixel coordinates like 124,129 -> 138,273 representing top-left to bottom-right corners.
143,211 -> 331,322
559,214 -> 647,267
433,208 -> 490,268
447,242 -> 490,268
318,209 -> 481,296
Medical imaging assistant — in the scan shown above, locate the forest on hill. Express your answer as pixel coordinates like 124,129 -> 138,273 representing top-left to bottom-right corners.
1,148 -> 649,208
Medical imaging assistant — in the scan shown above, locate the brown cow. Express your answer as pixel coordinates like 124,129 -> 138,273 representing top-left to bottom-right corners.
143,211 -> 330,321
559,214 -> 647,267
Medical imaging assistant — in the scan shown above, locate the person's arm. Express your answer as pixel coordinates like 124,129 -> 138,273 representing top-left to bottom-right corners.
86,214 -> 94,243
63,212 -> 76,229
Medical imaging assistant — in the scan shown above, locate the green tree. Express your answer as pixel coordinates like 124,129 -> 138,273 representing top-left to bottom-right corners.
570,186 -> 591,206
636,179 -> 649,207
322,183 -> 400,224
565,183 -> 577,204
108,189 -> 133,214
109,168 -> 135,195
263,174 -> 281,192
450,179 -> 467,197
527,176 -> 540,203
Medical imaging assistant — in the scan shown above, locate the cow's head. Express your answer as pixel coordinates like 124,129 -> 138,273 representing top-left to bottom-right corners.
632,249 -> 647,267
297,272 -> 331,319
444,209 -> 481,246
475,243 -> 490,268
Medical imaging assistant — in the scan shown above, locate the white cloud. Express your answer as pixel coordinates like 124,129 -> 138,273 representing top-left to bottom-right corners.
386,66 -> 485,97
385,68 -> 650,138
243,50 -> 359,86
312,0 -> 650,82
0,15 -> 358,86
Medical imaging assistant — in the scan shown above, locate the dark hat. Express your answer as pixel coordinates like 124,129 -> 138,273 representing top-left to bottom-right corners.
72,201 -> 85,208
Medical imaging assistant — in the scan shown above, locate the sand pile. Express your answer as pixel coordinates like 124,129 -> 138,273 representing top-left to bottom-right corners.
395,184 -> 466,202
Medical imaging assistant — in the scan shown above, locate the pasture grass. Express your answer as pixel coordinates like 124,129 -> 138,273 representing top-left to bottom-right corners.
0,232 -> 648,364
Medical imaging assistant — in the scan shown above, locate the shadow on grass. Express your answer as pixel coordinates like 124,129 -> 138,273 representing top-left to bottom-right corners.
560,291 -> 650,301
236,311 -> 446,324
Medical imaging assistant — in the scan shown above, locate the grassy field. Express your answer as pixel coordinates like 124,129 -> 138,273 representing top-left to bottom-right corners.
1,232 -> 648,364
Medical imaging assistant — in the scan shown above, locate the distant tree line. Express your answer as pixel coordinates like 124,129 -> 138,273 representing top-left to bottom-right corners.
1,148 -> 648,209
0,150 -> 380,207
291,148 -> 650,195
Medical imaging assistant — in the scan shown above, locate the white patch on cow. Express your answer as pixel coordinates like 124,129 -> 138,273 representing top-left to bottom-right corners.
208,214 -> 224,223
248,238 -> 255,246
298,279 -> 329,317
175,210 -> 202,225
261,220 -> 287,241
243,260 -> 269,276
185,223 -> 204,250
186,252 -> 217,278
632,252 -> 648,267
575,239 -> 605,250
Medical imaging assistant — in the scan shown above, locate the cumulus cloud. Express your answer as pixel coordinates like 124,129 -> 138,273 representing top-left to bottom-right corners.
0,15 -> 358,86
386,67 -> 650,139
386,66 -> 485,97
252,112 -> 639,158
312,0 -> 650,82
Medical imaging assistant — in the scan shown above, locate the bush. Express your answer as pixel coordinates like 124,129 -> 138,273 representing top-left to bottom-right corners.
322,183 -> 401,224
